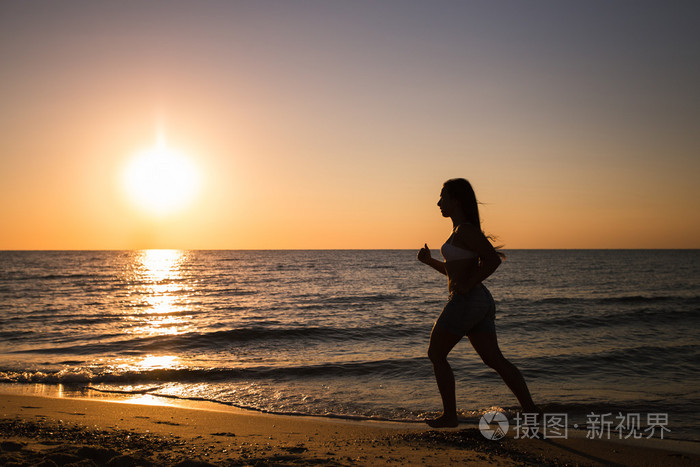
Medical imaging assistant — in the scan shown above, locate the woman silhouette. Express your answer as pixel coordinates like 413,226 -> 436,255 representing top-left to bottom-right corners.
417,178 -> 539,428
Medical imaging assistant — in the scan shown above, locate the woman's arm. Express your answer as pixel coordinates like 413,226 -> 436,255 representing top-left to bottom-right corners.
417,244 -> 447,275
453,225 -> 502,289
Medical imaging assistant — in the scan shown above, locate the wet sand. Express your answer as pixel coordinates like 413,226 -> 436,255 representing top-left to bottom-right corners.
1,393 -> 699,466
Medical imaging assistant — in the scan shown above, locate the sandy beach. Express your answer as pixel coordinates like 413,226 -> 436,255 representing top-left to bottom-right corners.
1,392 -> 698,466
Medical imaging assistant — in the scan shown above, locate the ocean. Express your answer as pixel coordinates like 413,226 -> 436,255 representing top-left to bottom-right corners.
1,250 -> 698,440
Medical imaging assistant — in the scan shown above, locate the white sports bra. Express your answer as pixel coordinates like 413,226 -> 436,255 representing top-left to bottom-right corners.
441,241 -> 477,261
441,224 -> 478,261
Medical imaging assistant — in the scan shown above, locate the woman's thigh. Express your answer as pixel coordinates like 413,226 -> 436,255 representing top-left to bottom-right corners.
428,324 -> 463,360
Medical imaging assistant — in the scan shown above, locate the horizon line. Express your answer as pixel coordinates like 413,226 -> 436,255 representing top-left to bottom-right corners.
1,248 -> 699,252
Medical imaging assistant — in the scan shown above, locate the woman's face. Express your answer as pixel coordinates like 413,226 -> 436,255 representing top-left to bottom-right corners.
437,189 -> 458,217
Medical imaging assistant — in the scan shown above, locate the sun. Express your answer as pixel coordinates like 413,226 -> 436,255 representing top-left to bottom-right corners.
123,136 -> 200,216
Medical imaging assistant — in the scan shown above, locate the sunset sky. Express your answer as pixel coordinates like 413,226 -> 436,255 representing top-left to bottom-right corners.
2,1 -> 699,250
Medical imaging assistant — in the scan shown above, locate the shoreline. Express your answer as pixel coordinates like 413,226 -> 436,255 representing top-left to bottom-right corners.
0,382 -> 426,428
4,382 -> 698,443
2,391 -> 699,466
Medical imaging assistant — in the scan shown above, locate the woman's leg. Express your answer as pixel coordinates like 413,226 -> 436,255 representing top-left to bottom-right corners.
468,332 -> 539,413
427,325 -> 463,427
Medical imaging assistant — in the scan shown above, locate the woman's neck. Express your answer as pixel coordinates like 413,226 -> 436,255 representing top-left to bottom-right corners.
451,214 -> 469,229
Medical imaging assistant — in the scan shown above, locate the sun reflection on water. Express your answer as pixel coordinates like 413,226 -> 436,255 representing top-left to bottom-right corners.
111,355 -> 180,378
140,249 -> 183,282
139,354 -> 179,369
115,394 -> 177,407
125,249 -> 195,337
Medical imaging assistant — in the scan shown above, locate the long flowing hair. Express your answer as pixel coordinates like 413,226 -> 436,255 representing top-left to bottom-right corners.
442,178 -> 505,259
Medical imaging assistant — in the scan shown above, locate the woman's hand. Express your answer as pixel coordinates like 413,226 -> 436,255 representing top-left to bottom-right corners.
417,244 -> 432,264
418,244 -> 447,275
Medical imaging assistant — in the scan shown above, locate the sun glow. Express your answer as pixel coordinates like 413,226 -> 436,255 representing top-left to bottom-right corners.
123,136 -> 200,216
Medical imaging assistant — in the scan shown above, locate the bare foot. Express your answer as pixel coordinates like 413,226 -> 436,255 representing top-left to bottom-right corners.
426,414 -> 459,428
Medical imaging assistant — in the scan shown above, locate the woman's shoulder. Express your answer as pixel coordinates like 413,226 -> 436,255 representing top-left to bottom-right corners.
452,223 -> 485,249
454,223 -> 501,258
454,223 -> 483,239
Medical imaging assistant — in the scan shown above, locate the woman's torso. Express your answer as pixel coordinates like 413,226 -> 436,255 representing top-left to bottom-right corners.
441,232 -> 479,294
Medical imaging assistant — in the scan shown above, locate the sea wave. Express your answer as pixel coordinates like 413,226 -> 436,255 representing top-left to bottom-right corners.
524,343 -> 700,377
499,305 -> 700,331
1,273 -> 114,282
501,294 -> 700,306
7,324 -> 426,355
0,357 -> 431,385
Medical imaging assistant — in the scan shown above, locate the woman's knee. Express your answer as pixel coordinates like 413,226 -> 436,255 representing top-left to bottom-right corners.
480,353 -> 508,370
427,345 -> 447,364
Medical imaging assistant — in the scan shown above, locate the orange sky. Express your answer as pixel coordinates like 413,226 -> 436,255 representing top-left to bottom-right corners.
1,1 -> 699,250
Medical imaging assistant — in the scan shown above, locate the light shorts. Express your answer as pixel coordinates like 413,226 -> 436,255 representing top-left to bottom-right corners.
435,284 -> 496,336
